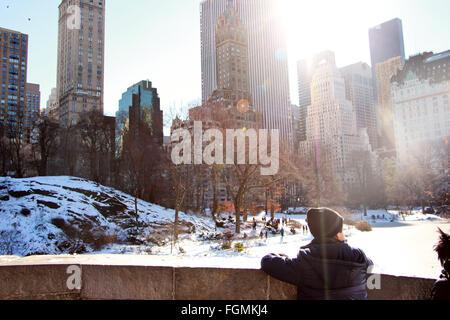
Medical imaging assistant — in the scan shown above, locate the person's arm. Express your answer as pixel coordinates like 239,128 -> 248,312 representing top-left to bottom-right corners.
261,253 -> 302,286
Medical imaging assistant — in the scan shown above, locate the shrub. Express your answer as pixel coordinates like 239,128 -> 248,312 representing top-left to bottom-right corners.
234,242 -> 245,253
355,220 -> 372,232
221,240 -> 232,250
90,232 -> 118,251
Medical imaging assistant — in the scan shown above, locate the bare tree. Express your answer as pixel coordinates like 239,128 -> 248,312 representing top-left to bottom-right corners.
6,118 -> 27,178
0,123 -> 10,176
346,150 -> 373,216
119,106 -> 162,232
59,124 -> 81,177
30,115 -> 60,176
396,140 -> 449,214
78,110 -> 106,183
220,163 -> 261,234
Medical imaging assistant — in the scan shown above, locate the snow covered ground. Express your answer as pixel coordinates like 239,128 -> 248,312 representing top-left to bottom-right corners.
101,209 -> 449,279
0,176 -> 214,256
1,176 -> 448,279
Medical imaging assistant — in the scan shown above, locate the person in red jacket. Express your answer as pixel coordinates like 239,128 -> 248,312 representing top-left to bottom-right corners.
261,208 -> 373,300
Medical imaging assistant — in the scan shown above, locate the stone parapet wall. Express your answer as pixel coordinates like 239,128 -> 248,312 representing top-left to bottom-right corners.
0,255 -> 436,300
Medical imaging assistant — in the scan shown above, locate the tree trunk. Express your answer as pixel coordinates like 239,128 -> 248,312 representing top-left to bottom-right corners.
235,203 -> 241,234
134,194 -> 139,232
270,189 -> 275,220
212,166 -> 219,221
15,144 -> 23,178
173,207 -> 179,252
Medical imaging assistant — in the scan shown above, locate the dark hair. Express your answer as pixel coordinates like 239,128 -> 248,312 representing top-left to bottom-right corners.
435,228 -> 450,272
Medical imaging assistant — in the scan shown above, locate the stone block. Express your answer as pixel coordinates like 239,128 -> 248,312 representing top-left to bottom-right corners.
268,276 -> 297,300
175,268 -> 267,300
81,265 -> 174,300
0,264 -> 79,300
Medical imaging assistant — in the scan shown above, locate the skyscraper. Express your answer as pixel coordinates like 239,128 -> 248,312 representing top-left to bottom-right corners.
192,2 -> 261,130
44,88 -> 59,120
116,80 -> 163,153
376,56 -> 403,150
0,27 -> 28,137
200,0 -> 292,141
299,51 -> 369,187
297,59 -> 312,108
24,83 -> 40,132
340,62 -> 377,150
179,4 -> 262,210
56,0 -> 106,127
297,59 -> 312,142
369,18 -> 405,100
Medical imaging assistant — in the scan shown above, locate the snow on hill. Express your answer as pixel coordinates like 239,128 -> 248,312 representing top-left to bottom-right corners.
0,176 -> 214,257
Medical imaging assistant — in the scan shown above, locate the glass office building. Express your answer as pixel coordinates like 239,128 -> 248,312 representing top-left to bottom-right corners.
115,80 -> 163,153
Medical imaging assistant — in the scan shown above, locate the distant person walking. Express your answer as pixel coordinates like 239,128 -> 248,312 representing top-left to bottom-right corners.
280,227 -> 285,243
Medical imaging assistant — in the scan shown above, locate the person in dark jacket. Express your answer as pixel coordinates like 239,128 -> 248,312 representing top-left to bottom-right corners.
261,208 -> 373,300
431,228 -> 450,300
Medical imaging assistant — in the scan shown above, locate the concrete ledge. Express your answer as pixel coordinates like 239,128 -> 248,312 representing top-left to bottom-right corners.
174,268 -> 268,300
0,255 -> 436,300
82,265 -> 174,300
0,264 -> 81,300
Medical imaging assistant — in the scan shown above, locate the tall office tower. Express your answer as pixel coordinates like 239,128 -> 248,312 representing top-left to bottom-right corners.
116,80 -> 163,153
209,3 -> 252,110
297,59 -> 312,142
24,83 -> 40,132
44,88 -> 59,120
191,2 -> 261,131
180,4 -> 262,210
56,0 -> 106,127
299,51 -> 369,187
290,104 -> 303,145
376,56 -> 403,150
340,62 -> 377,150
391,51 -> 450,164
297,59 -> 312,108
0,28 -> 28,137
200,0 -> 292,141
369,18 -> 405,100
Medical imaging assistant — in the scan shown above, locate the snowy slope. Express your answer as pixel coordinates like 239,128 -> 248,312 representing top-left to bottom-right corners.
0,176 -> 214,257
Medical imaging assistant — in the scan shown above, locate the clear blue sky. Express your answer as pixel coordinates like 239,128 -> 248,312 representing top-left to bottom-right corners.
1,0 -> 449,133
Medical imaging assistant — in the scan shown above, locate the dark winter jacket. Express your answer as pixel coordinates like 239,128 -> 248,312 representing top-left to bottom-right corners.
431,278 -> 450,300
261,238 -> 373,300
